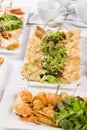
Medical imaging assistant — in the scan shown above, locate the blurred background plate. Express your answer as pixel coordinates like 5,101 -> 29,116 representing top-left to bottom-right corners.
67,13 -> 87,28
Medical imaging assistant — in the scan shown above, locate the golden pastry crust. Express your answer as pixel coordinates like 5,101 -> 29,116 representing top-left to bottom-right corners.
14,102 -> 32,117
0,57 -> 4,65
6,40 -> 20,50
21,26 -> 45,82
17,90 -> 32,103
34,26 -> 46,39
21,27 -> 81,84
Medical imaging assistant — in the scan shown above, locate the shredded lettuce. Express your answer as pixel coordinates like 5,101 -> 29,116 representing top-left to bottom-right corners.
40,31 -> 67,83
0,14 -> 23,31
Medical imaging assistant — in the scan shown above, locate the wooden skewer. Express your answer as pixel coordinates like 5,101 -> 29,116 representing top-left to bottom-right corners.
38,110 -> 52,119
9,1 -> 13,8
56,84 -> 60,95
43,19 -> 54,29
73,83 -> 80,96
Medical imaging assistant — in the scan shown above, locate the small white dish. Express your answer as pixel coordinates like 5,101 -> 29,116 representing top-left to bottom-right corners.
30,13 -> 44,24
37,0 -> 66,22
67,13 -> 87,28
29,14 -> 65,28
75,0 -> 87,23
55,0 -> 71,7
67,3 -> 75,11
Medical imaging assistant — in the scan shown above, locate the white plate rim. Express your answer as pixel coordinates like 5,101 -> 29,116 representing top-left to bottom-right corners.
67,13 -> 87,28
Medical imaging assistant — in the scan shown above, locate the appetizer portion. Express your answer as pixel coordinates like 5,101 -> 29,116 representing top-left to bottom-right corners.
0,7 -> 25,51
13,90 -> 87,130
0,14 -> 23,31
21,26 -> 81,84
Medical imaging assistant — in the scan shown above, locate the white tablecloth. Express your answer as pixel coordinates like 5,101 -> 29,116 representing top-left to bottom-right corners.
0,0 -> 87,130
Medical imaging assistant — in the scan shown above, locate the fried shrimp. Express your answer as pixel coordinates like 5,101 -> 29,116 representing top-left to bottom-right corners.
42,106 -> 55,118
33,99 -> 43,110
14,102 -> 32,117
17,90 -> 32,103
13,89 -> 87,128
33,92 -> 47,106
46,93 -> 59,106
13,90 -> 70,126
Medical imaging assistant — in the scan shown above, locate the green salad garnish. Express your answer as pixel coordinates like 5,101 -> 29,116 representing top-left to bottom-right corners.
53,96 -> 87,130
0,14 -> 23,31
40,31 -> 67,83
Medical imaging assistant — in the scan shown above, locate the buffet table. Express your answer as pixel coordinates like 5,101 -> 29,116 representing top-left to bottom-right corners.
0,0 -> 87,130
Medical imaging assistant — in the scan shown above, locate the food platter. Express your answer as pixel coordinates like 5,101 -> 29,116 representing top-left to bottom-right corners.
0,6 -> 29,54
0,85 -> 87,130
0,0 -> 87,130
18,24 -> 87,87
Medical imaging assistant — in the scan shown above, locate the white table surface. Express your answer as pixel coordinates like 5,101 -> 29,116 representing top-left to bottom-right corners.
0,0 -> 87,130
0,1 -> 38,130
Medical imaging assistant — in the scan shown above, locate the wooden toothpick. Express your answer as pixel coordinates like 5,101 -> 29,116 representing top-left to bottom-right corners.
56,84 -> 60,95
73,83 -> 80,96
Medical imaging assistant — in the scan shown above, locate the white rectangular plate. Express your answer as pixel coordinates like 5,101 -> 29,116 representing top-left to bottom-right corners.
18,27 -> 87,88
0,85 -> 87,130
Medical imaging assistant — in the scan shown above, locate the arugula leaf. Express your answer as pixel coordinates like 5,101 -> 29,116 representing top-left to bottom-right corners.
41,75 -> 60,83
0,14 -> 23,31
53,96 -> 87,130
41,31 -> 67,83
82,125 -> 87,130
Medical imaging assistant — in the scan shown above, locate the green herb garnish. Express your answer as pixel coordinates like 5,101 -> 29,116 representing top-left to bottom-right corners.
53,96 -> 87,130
0,14 -> 23,31
40,31 -> 67,83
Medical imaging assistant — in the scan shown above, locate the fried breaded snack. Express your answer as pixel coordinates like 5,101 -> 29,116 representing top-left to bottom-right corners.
6,40 -> 20,50
17,90 -> 32,103
10,8 -> 25,15
13,102 -> 32,117
0,29 -> 21,39
0,57 -> 4,65
13,90 -> 59,126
